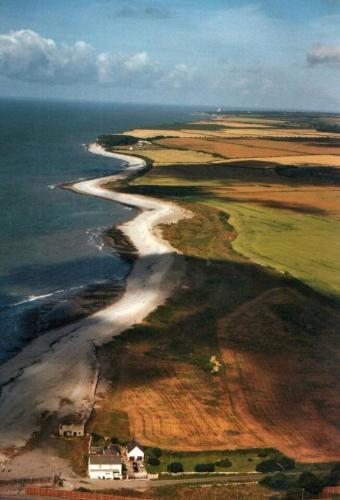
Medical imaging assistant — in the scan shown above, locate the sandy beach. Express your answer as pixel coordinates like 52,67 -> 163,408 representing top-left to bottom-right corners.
0,144 -> 189,457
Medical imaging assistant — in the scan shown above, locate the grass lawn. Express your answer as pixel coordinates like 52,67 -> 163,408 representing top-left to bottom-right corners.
204,199 -> 340,300
87,409 -> 131,444
145,448 -> 277,474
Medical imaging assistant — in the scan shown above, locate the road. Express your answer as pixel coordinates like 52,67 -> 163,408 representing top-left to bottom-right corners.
68,472 -> 266,491
0,472 -> 268,497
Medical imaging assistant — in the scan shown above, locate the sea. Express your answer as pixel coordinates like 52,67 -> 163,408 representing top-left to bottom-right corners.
0,98 -> 197,364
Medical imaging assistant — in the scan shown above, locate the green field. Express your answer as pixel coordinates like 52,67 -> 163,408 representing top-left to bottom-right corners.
202,199 -> 340,301
126,163 -> 340,301
87,409 -> 131,444
145,448 -> 278,474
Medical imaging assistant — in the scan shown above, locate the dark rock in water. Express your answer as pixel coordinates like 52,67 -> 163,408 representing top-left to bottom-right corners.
12,226 -> 136,349
104,226 -> 138,263
19,280 -> 125,337
0,225 -> 137,364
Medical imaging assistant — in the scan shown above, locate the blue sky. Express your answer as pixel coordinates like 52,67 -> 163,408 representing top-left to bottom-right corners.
0,0 -> 339,110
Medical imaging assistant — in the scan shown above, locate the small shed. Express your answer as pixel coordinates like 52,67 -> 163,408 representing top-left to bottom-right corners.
126,440 -> 144,462
88,455 -> 122,480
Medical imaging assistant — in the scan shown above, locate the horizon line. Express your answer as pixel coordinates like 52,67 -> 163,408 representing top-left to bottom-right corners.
0,94 -> 339,115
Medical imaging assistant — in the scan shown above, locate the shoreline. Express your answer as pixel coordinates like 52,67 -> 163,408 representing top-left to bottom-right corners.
0,143 -> 189,455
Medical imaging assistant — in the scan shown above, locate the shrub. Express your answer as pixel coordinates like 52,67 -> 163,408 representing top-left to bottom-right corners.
215,458 -> 232,468
117,438 -> 128,446
97,134 -> 138,148
256,459 -> 280,473
91,433 -> 105,446
194,463 -> 215,473
148,457 -> 160,466
278,456 -> 295,471
256,456 -> 295,473
325,462 -> 340,486
298,471 -> 324,495
260,472 -> 291,490
152,447 -> 163,458
167,462 -> 184,474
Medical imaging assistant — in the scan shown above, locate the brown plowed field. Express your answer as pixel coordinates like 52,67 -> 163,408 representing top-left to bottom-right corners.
217,287 -> 340,462
156,137 -> 340,160
196,128 -> 340,139
97,342 -> 264,450
124,127 -> 340,141
245,154 -> 340,166
233,138 -> 340,155
155,137 -> 300,158
208,186 -> 340,219
95,285 -> 340,460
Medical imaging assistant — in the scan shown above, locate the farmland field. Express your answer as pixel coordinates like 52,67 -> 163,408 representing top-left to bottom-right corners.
237,154 -> 340,167
155,137 -> 301,158
204,199 -> 340,300
115,146 -> 219,165
92,112 -> 340,465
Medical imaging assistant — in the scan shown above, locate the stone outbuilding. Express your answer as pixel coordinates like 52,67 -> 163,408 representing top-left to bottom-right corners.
59,417 -> 84,437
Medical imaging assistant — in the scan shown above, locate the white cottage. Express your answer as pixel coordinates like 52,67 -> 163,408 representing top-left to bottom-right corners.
126,440 -> 144,461
88,455 -> 122,479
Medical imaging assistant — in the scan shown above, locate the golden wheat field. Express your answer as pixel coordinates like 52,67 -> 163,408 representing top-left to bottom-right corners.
155,137 -> 301,158
118,147 -> 218,165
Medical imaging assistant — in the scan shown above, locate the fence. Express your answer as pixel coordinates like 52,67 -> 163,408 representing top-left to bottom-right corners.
25,486 -> 152,500
0,477 -> 52,487
322,485 -> 340,497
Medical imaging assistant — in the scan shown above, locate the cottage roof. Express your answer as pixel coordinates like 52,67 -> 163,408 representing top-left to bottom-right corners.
59,414 -> 84,425
126,440 -> 143,453
89,455 -> 122,465
104,444 -> 120,455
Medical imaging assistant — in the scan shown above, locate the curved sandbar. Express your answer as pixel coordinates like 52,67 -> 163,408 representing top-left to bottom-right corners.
0,144 -> 189,450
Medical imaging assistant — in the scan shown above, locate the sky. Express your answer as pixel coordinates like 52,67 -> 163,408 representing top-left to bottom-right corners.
0,0 -> 340,110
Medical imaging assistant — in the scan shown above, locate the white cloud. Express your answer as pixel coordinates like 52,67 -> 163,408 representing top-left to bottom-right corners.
307,45 -> 340,65
161,64 -> 194,90
98,51 -> 160,87
0,29 -> 165,88
0,29 -> 200,92
0,30 -> 97,84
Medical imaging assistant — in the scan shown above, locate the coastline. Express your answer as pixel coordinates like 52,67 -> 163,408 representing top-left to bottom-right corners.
0,143 -> 189,453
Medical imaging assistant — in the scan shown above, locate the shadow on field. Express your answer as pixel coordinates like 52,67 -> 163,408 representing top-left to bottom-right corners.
3,242 -> 339,461
120,161 -> 340,189
93,244 -> 340,460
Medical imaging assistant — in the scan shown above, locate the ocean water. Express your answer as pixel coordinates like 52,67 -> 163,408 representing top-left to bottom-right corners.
0,98 -> 196,363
